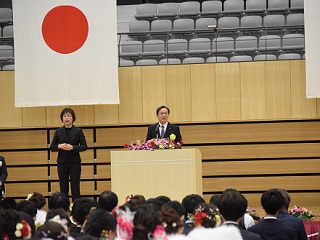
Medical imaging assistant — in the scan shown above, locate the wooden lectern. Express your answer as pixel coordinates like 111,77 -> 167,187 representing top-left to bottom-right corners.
111,148 -> 202,203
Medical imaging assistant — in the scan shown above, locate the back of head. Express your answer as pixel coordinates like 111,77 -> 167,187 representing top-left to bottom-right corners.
46,208 -> 72,228
27,192 -> 46,209
0,198 -> 17,209
219,189 -> 247,222
182,194 -> 205,218
16,200 -> 38,218
162,200 -> 186,219
84,208 -> 117,238
37,221 -> 67,240
192,203 -> 217,228
0,208 -> 21,239
71,197 -> 98,225
161,207 -> 183,235
261,189 -> 284,215
98,190 -> 118,212
132,204 -> 163,240
276,188 -> 291,213
209,194 -> 221,211
48,192 -> 70,212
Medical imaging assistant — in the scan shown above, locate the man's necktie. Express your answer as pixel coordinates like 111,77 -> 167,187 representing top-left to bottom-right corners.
160,125 -> 165,138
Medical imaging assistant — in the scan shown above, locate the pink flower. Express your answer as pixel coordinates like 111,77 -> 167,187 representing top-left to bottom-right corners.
153,225 -> 168,240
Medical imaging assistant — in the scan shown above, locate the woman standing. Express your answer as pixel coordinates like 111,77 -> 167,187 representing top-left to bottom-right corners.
50,108 -> 87,201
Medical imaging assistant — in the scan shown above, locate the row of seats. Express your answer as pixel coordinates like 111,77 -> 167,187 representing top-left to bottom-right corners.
129,13 -> 304,35
0,45 -> 14,61
119,53 -> 304,66
120,34 -> 305,58
1,64 -> 14,70
0,25 -> 13,38
134,0 -> 304,20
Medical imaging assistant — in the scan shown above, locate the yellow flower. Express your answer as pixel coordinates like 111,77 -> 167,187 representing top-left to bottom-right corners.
159,145 -> 165,149
170,134 -> 176,141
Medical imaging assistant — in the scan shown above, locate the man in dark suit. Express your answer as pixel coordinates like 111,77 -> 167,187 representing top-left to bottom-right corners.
248,189 -> 298,240
0,156 -> 8,200
219,188 -> 262,240
276,188 -> 307,240
50,108 -> 87,201
146,105 -> 182,142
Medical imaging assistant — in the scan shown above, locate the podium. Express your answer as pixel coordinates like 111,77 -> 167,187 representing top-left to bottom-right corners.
111,148 -> 202,203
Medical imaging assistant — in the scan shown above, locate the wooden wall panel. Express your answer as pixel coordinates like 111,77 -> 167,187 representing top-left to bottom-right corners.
8,167 -> 48,181
94,105 -> 119,125
215,63 -> 241,121
118,67 -> 143,124
97,181 -> 112,196
0,130 -> 47,149
166,65 -> 192,122
290,60 -> 316,118
6,183 -> 48,197
202,159 -> 320,176
96,149 -> 115,163
141,66 -> 167,123
3,151 -> 48,165
180,125 -> 217,144
203,176 -> 320,192
97,165 -> 111,179
240,61 -> 266,120
22,107 -> 47,127
190,64 -> 216,121
265,61 -> 292,119
0,71 -> 22,127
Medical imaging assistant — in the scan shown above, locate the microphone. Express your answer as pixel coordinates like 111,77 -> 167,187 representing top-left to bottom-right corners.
155,124 -> 159,139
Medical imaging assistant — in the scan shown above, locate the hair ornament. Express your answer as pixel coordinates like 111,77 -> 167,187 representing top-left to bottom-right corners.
15,220 -> 32,238
148,224 -> 168,240
49,215 -> 68,232
26,192 -> 34,200
125,195 -> 133,202
116,207 -> 135,240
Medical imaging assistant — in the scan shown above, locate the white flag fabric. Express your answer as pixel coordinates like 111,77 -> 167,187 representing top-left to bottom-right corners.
12,0 -> 119,107
305,0 -> 320,98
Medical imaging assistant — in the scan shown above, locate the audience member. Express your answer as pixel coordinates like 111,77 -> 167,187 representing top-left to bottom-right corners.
0,156 -> 8,200
276,188 -> 307,240
37,221 -> 68,240
70,197 -> 98,238
83,208 -> 117,240
181,194 -> 205,235
48,192 -> 70,213
0,197 -> 17,209
98,190 -> 118,212
162,200 -> 186,222
0,208 -> 21,239
219,189 -> 262,240
46,208 -> 72,234
248,189 -> 297,240
27,192 -> 47,227
16,200 -> 37,221
19,211 -> 36,238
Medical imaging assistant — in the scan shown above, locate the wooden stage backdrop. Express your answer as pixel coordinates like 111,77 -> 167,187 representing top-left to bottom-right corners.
0,60 -> 319,215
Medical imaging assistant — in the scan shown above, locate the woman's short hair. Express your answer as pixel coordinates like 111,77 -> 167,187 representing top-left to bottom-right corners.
60,108 -> 76,122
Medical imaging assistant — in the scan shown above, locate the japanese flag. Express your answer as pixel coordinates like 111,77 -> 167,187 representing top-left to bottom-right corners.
12,0 -> 119,107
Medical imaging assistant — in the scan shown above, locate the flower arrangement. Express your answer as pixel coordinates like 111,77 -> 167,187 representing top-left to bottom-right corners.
124,134 -> 183,151
246,208 -> 260,221
289,206 -> 315,221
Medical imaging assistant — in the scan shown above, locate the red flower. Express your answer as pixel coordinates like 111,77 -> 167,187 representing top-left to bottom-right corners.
195,212 -> 207,226
124,144 -> 128,148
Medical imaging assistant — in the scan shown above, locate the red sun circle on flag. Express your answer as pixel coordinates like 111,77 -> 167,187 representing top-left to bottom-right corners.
42,5 -> 89,54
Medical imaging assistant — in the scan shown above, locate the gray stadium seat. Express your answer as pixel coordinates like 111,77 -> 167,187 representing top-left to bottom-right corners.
156,3 -> 179,18
286,13 -> 304,27
223,0 -> 245,15
135,4 -> 157,19
2,64 -> 15,70
173,19 -> 195,32
211,37 -> 234,53
230,55 -> 253,62
196,18 -> 217,31
244,0 -> 266,13
0,8 -> 13,24
290,0 -> 304,12
187,38 -> 211,55
182,57 -> 205,64
159,58 -> 181,65
135,59 -> 158,66
263,14 -> 286,28
119,59 -> 134,67
2,25 -> 13,38
254,54 -> 277,61
166,39 -> 188,55
267,0 -> 289,13
218,16 -> 240,29
119,41 -> 142,57
151,19 -> 172,32
278,53 -> 301,60
235,36 -> 258,52
240,15 -> 262,30
200,1 -> 222,16
0,45 -> 14,61
178,1 -> 200,17
129,21 -> 150,35
258,35 -> 281,51
282,34 -> 305,50
206,56 -> 229,63
142,40 -> 165,57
